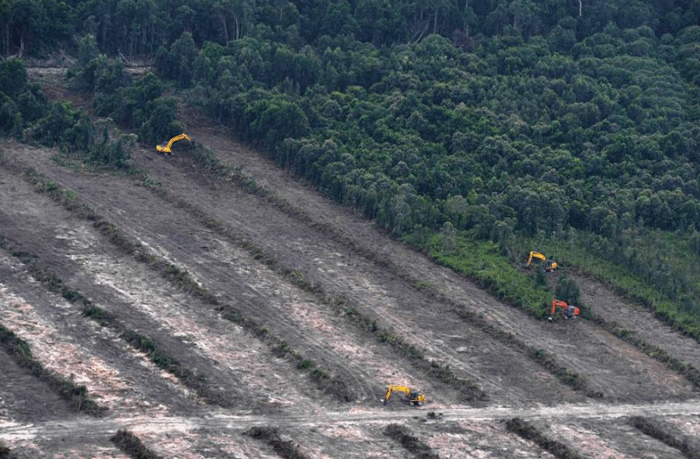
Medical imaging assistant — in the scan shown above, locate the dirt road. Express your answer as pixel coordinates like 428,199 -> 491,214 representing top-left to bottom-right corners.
3,399 -> 700,441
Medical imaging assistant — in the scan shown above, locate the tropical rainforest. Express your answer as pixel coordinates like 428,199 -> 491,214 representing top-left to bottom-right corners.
2,0 -> 700,339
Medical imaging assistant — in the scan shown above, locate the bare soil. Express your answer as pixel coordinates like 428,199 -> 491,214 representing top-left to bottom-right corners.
0,70 -> 699,457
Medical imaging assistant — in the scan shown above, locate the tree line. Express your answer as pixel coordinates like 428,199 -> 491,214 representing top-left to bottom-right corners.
2,0 -> 699,57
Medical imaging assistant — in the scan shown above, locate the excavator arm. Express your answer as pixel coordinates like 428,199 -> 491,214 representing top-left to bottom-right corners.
527,251 -> 557,271
527,251 -> 546,266
551,299 -> 567,317
156,133 -> 193,154
549,299 -> 580,321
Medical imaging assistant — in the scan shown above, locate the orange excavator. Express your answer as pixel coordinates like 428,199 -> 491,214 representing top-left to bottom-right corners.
383,385 -> 425,406
549,299 -> 579,321
156,133 -> 193,155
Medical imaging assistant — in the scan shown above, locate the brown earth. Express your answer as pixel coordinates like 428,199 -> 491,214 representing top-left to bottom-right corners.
0,70 -> 699,458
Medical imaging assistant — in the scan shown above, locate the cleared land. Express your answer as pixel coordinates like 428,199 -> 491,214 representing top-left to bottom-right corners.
0,71 -> 699,458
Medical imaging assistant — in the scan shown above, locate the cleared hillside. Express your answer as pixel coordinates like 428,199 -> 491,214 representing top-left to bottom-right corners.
0,72 -> 699,456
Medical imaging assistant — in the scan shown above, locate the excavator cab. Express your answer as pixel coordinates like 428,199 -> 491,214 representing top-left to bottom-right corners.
527,251 -> 557,272
156,133 -> 193,155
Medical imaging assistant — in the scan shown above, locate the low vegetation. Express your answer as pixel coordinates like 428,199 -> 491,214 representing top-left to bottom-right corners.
384,424 -> 440,459
111,429 -> 162,459
244,426 -> 308,459
629,416 -> 700,459
0,441 -> 12,459
505,417 -> 585,459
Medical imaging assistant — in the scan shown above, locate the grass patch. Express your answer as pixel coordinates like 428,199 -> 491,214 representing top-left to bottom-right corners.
111,429 -> 161,459
422,236 -> 552,319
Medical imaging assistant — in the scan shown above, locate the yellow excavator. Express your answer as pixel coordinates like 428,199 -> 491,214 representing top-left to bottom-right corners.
156,133 -> 193,155
383,385 -> 425,406
526,251 -> 557,272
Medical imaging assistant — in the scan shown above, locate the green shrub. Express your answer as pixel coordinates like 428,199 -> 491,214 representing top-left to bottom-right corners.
111,429 -> 161,459
0,58 -> 27,98
555,274 -> 581,305
23,102 -> 91,151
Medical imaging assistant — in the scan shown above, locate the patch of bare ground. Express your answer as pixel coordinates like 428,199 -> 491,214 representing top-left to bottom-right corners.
0,144 -> 484,407
0,164 -> 345,412
423,418 -> 558,458
538,417 -> 690,459
576,273 -> 700,373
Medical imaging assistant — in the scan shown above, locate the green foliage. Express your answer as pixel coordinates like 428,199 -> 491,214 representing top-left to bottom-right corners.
506,418 -> 585,459
555,274 -> 581,305
423,232 -> 552,319
0,59 -> 48,137
0,58 -> 27,97
534,266 -> 547,287
69,51 -> 182,146
85,120 -> 136,168
23,102 -> 92,151
111,429 -> 161,459
155,32 -> 198,88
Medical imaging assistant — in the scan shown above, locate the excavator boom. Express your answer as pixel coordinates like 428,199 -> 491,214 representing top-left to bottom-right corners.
156,133 -> 193,154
